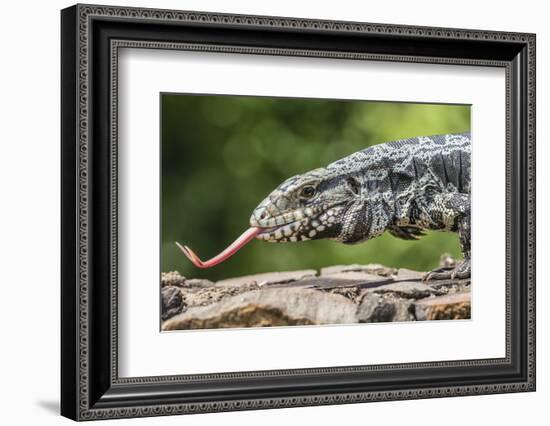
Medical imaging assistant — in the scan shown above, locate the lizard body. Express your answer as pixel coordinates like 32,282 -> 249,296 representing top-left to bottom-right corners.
249,132 -> 471,280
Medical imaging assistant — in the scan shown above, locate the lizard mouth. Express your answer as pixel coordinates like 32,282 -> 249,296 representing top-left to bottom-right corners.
255,219 -> 304,241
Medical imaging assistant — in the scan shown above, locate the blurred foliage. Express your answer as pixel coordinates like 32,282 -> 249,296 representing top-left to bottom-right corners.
162,95 -> 470,280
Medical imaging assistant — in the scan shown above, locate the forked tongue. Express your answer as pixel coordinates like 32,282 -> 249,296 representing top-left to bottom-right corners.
176,227 -> 262,269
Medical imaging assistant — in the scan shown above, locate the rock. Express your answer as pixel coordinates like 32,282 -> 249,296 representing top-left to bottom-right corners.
291,274 -> 390,291
372,281 -> 443,299
161,286 -> 185,320
181,286 -> 253,308
185,278 -> 215,287
215,270 -> 316,288
325,286 -> 363,303
161,271 -> 213,288
428,279 -> 471,292
357,293 -> 414,322
414,292 -> 471,320
316,271 -> 388,283
321,264 -> 396,277
395,268 -> 424,280
162,288 -> 358,330
161,271 -> 186,287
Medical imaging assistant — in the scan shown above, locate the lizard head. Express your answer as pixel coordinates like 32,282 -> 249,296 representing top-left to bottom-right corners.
250,168 -> 365,243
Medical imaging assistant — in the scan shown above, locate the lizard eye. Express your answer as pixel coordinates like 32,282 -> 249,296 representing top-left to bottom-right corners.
300,185 -> 316,199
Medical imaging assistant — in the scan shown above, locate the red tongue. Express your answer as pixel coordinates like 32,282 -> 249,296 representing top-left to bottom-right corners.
176,227 -> 262,269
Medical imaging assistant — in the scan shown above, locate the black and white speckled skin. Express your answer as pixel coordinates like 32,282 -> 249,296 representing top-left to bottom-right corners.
250,132 -> 471,279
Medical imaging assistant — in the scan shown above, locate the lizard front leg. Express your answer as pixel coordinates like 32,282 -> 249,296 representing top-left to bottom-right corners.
422,192 -> 471,281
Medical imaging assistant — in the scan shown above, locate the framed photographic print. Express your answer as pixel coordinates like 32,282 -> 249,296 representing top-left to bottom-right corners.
61,3 -> 536,421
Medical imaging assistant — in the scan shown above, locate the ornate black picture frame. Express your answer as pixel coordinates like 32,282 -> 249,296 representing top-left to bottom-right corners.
61,4 -> 536,421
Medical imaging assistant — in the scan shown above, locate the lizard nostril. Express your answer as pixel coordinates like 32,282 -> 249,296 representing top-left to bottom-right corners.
259,211 -> 268,220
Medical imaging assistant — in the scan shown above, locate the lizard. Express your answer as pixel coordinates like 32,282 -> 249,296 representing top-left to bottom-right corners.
177,132 -> 471,281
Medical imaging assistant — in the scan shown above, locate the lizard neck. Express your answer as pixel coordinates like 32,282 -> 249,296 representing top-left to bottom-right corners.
337,191 -> 396,244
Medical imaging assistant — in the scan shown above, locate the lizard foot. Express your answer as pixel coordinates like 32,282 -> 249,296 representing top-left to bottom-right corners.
423,258 -> 471,281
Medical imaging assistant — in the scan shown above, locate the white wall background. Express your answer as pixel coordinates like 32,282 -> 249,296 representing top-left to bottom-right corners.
0,0 -> 546,424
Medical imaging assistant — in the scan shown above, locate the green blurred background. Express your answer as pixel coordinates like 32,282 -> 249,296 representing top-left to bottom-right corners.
161,94 -> 470,281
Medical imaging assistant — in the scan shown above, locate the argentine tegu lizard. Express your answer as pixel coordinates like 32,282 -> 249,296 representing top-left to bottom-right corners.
178,133 -> 471,280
